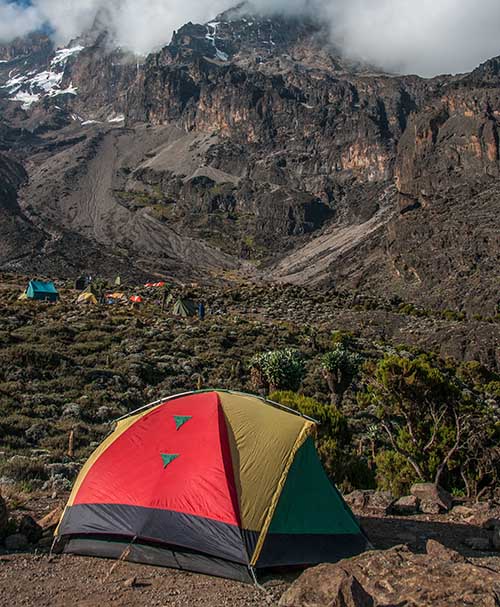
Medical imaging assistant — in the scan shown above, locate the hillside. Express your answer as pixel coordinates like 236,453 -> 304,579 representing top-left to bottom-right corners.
0,7 -> 498,312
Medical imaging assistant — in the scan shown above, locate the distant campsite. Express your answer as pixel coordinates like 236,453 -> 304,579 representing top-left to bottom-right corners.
17,275 -> 205,319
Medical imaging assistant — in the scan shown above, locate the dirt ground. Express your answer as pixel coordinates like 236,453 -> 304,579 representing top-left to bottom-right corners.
1,493 -> 500,607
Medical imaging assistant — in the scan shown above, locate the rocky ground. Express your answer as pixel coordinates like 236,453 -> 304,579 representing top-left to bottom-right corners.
1,488 -> 500,606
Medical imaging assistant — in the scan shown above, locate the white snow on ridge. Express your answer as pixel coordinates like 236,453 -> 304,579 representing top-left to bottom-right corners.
107,114 -> 125,123
12,90 -> 40,110
1,45 -> 84,109
206,22 -> 228,62
51,45 -> 84,67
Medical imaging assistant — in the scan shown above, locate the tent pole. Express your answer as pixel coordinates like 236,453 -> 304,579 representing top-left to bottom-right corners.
112,391 -> 198,424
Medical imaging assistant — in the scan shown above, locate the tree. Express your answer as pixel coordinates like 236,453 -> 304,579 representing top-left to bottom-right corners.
321,346 -> 362,406
362,353 -> 487,489
249,349 -> 305,393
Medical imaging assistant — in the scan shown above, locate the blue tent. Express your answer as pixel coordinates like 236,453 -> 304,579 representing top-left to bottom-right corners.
26,280 -> 59,302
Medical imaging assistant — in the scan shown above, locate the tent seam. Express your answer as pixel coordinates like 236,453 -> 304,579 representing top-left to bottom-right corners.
249,421 -> 314,567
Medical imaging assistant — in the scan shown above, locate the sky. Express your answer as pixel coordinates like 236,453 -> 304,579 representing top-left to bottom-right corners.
1,0 -> 500,77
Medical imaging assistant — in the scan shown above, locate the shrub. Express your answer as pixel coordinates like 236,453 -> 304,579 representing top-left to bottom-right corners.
249,348 -> 305,392
269,391 -> 349,442
375,450 -> 418,497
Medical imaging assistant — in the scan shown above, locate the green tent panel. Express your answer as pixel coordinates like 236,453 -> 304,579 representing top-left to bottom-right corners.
173,298 -> 196,317
26,280 -> 59,302
257,436 -> 363,567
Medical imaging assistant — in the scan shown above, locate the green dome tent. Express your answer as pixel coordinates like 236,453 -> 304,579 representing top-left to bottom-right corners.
26,280 -> 59,302
173,298 -> 197,317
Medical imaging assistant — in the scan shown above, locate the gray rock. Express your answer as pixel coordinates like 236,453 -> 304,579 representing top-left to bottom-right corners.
344,490 -> 395,515
421,501 -> 441,515
393,495 -> 420,515
410,483 -> 453,512
279,564 -> 374,607
5,533 -> 29,551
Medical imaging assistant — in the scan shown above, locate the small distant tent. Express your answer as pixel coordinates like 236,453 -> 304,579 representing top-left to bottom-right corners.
105,292 -> 127,305
77,292 -> 98,305
173,298 -> 196,317
145,281 -> 167,288
18,291 -> 29,301
55,391 -> 368,582
26,280 -> 59,302
130,295 -> 143,304
115,276 -> 122,287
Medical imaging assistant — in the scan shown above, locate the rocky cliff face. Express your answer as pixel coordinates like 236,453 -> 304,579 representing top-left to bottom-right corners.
0,9 -> 498,312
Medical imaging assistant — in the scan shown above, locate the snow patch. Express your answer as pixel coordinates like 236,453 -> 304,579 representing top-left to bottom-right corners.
206,22 -> 228,62
12,90 -> 40,110
107,114 -> 125,123
1,45 -> 84,110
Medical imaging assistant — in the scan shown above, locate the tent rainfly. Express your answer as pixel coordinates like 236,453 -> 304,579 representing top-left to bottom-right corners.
172,298 -> 196,317
55,391 -> 368,583
77,292 -> 98,305
26,280 -> 59,302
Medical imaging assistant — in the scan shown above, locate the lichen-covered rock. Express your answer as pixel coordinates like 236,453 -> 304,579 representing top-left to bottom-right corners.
278,565 -> 373,607
393,495 -> 420,515
279,542 -> 500,607
344,490 -> 395,515
410,483 -> 453,513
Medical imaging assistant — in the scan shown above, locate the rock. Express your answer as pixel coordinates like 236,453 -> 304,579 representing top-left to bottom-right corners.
123,576 -> 138,588
451,505 -> 475,518
278,564 -> 374,607
480,517 -> 500,530
18,515 -> 43,544
344,490 -> 395,515
37,506 -> 63,531
463,537 -> 491,551
5,533 -> 29,551
393,495 -> 419,515
279,541 -> 500,606
421,501 -> 441,515
410,483 -> 453,512
426,539 -> 465,563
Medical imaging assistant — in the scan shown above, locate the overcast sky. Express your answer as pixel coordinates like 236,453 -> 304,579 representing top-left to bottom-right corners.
1,0 -> 500,77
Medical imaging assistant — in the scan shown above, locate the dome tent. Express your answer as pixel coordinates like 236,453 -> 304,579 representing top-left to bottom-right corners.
55,391 -> 367,582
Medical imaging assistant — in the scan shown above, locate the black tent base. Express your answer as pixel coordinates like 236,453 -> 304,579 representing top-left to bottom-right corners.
61,536 -> 253,584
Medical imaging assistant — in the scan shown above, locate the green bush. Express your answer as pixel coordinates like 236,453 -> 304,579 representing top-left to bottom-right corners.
269,390 -> 349,441
375,450 -> 418,497
250,348 -> 305,392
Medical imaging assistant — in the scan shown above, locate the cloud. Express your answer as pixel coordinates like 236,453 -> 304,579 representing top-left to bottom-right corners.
1,0 -> 500,76
0,2 -> 43,42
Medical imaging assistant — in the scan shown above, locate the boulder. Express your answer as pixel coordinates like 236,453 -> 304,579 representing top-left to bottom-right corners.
450,505 -> 475,518
393,495 -> 419,515
278,564 -> 374,607
5,533 -> 29,551
18,515 -> 43,544
279,542 -> 500,606
410,483 -> 453,513
344,491 -> 395,515
425,539 -> 465,563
